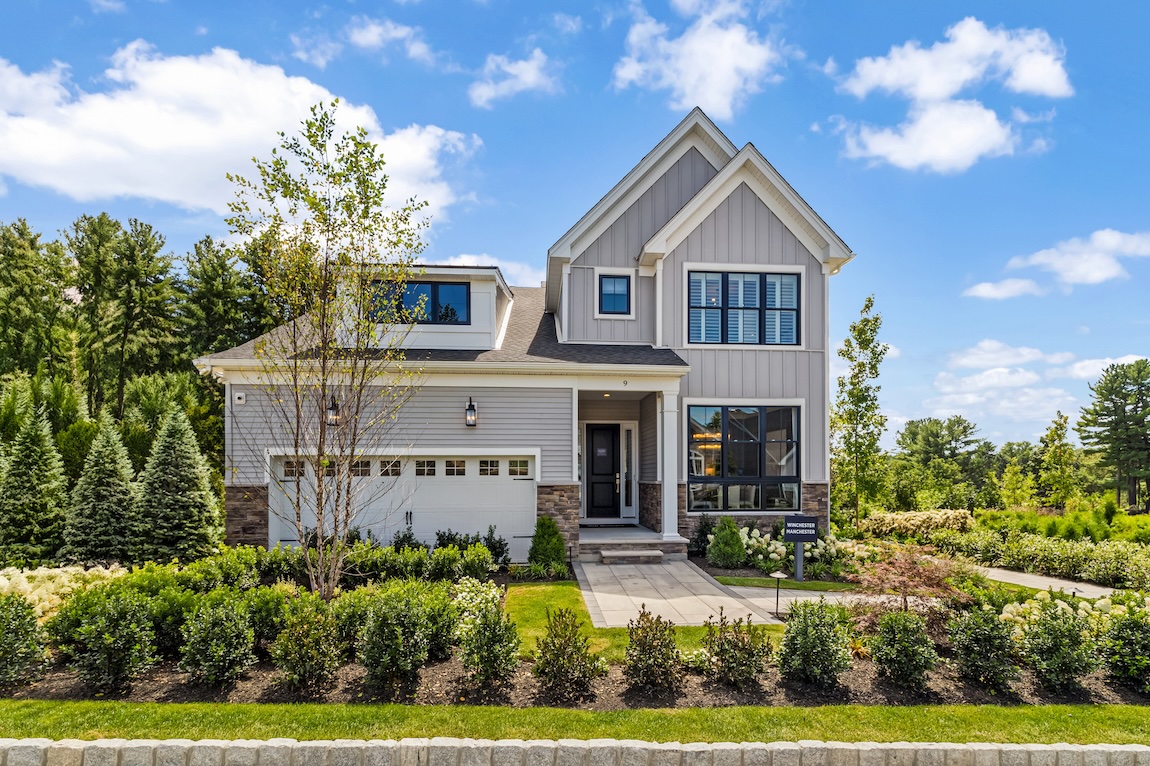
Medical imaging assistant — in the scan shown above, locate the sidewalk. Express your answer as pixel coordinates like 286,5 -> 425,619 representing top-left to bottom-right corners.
975,565 -> 1115,599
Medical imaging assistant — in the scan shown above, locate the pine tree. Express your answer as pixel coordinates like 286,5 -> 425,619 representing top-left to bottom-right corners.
1078,360 -> 1150,510
133,409 -> 221,563
66,213 -> 122,416
0,220 -> 73,377
181,236 -> 264,358
64,414 -> 138,563
0,408 -> 67,565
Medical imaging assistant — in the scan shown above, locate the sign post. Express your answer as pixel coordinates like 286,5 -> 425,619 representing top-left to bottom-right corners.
782,516 -> 818,582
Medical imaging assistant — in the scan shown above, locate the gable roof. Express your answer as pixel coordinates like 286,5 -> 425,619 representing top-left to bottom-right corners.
544,108 -> 738,311
639,143 -> 855,274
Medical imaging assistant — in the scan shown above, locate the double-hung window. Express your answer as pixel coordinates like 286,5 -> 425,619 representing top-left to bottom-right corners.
371,281 -> 470,325
598,274 -> 631,316
688,272 -> 799,345
687,405 -> 800,512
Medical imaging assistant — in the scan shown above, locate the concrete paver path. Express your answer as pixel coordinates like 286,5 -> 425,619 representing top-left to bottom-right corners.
974,565 -> 1114,599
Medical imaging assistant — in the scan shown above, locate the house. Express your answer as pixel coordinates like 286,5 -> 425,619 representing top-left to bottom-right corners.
195,108 -> 856,562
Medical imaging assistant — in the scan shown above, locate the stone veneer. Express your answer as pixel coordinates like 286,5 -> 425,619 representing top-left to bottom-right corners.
224,485 -> 269,547
679,482 -> 831,544
536,484 -> 581,553
638,482 -> 662,533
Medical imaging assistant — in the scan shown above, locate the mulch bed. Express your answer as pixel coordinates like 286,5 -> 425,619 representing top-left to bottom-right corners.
10,656 -> 1148,708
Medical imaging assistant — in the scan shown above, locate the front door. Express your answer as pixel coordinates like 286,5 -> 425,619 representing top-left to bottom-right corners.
586,424 -> 621,518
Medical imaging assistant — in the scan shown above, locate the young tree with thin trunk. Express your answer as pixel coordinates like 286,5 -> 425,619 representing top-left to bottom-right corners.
1039,411 -> 1078,510
226,101 -> 426,600
831,294 -> 889,526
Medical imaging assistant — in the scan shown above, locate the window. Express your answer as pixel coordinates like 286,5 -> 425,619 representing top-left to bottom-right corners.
598,274 -> 631,316
687,405 -> 800,512
688,272 -> 799,345
445,459 -> 466,476
350,460 -> 372,477
415,459 -> 436,477
380,459 -> 401,477
508,459 -> 529,477
282,460 -> 304,480
370,281 -> 470,325
323,458 -> 337,477
479,459 -> 499,476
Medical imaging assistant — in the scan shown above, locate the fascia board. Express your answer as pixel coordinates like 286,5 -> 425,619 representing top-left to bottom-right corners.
201,359 -> 691,379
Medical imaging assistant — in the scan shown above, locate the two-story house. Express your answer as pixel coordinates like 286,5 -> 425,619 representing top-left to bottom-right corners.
196,108 -> 855,562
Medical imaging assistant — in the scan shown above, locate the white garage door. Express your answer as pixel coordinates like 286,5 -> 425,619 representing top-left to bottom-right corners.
267,454 -> 538,562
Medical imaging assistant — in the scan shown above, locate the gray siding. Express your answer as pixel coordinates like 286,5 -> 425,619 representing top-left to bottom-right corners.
639,393 -> 658,481
227,384 -> 574,486
568,147 -> 717,343
578,398 -> 641,422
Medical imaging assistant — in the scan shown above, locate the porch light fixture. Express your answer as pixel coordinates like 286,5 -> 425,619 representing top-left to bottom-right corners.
465,398 -> 478,427
325,395 -> 341,427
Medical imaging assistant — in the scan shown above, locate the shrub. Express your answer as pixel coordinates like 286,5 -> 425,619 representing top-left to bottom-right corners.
270,593 -> 341,691
394,546 -> 429,580
461,543 -> 495,580
1101,608 -> 1150,693
332,583 -> 382,653
776,598 -> 851,687
860,509 -> 974,539
705,516 -> 746,569
949,607 -> 1019,692
624,606 -> 683,692
243,583 -> 295,654
0,593 -> 47,687
0,563 -> 125,621
390,526 -> 427,552
179,593 -> 256,686
528,517 -> 567,570
870,610 -> 938,692
454,577 -> 504,645
689,514 -> 716,556
420,581 -> 459,661
458,602 -> 520,687
697,608 -> 770,689
359,584 -> 430,689
481,526 -> 511,567
1018,596 -> 1098,691
176,546 -> 261,592
532,607 -> 606,702
147,585 -> 198,659
69,590 -> 157,692
428,545 -> 462,581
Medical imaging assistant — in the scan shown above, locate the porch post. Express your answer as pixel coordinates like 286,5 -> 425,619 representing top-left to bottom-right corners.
660,389 -> 680,540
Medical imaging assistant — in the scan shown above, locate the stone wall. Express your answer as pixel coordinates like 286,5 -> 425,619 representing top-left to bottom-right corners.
801,482 -> 830,525
536,484 -> 581,552
3,738 -> 1147,766
224,485 -> 269,547
678,483 -> 831,544
638,482 -> 662,533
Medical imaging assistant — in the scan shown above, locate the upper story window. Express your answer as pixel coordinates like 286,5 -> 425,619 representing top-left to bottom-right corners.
598,274 -> 631,316
371,281 -> 470,325
688,272 -> 799,345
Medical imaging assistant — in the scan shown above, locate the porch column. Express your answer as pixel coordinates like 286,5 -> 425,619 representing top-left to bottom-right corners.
660,389 -> 680,540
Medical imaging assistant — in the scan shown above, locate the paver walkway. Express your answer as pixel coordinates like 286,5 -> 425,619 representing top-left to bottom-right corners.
974,565 -> 1114,599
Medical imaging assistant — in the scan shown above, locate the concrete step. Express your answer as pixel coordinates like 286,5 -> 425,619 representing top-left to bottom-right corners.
600,549 -> 664,565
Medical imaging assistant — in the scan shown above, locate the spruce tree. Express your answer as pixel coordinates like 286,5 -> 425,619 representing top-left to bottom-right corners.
133,409 -> 221,563
64,414 -> 137,563
0,408 -> 67,565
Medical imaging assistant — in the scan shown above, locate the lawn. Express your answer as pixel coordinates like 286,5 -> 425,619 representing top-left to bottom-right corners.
1,700 -> 1149,743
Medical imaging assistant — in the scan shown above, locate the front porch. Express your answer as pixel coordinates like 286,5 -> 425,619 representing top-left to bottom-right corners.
577,524 -> 688,563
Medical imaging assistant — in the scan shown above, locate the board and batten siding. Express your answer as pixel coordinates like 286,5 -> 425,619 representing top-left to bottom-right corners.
567,147 -> 717,344
226,384 -> 573,486
639,393 -> 659,482
663,181 -> 830,483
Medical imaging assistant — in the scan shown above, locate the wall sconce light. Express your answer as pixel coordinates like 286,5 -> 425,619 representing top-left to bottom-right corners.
465,397 -> 478,427
326,395 -> 341,427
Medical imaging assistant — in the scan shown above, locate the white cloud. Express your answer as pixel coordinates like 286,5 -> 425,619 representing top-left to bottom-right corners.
925,385 -> 1076,423
1007,229 -> 1150,286
440,254 -> 546,288
0,43 -> 479,217
836,17 -> 1070,173
553,13 -> 583,35
90,0 -> 126,13
346,16 -> 435,65
1047,355 -> 1148,381
962,277 -> 1044,299
842,99 -> 1015,173
612,0 -> 782,121
935,367 -> 1041,394
290,33 -> 342,69
949,339 -> 1071,369
468,48 -> 559,109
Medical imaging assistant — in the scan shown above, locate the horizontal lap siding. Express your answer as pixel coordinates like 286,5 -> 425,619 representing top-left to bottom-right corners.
227,384 -> 574,486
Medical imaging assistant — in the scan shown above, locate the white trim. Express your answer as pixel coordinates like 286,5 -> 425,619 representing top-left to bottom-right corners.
660,389 -> 680,539
578,420 -> 640,521
679,262 -> 808,351
571,386 -> 580,483
654,259 -> 664,348
592,266 -> 638,321
680,397 -> 810,483
494,298 -> 513,350
205,363 -> 690,386
823,271 -> 832,485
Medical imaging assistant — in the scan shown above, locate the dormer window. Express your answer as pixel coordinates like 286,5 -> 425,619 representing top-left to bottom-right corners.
594,268 -> 635,320
371,280 -> 471,325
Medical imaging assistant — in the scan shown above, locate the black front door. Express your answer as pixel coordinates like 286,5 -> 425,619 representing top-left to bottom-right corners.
586,424 -> 621,518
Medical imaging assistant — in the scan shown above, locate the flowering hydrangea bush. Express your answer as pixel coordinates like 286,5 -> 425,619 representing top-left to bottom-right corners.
861,509 -> 974,539
0,565 -> 126,621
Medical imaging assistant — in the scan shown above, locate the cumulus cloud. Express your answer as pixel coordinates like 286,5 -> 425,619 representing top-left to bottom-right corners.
935,367 -> 1041,394
612,0 -> 782,120
346,16 -> 435,65
962,277 -> 1044,299
925,385 -> 1076,422
1047,355 -> 1148,381
90,0 -> 125,12
0,43 -> 479,217
836,17 -> 1071,173
1007,228 -> 1150,286
949,339 -> 1072,369
468,48 -> 560,109
440,254 -> 546,288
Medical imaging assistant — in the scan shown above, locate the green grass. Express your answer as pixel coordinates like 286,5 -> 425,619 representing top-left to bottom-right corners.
0,700 -> 1148,743
503,582 -> 782,663
714,576 -> 855,592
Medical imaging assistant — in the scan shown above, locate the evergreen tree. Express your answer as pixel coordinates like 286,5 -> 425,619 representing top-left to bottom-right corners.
1078,360 -> 1150,510
0,220 -> 72,376
0,408 -> 67,565
181,236 -> 263,358
133,409 -> 221,563
66,213 -> 122,416
1039,411 -> 1078,510
64,414 -> 138,563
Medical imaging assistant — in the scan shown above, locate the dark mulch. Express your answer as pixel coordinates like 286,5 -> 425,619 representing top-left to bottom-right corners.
11,655 -> 1148,709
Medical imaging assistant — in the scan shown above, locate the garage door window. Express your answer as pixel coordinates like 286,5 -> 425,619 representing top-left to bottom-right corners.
480,459 -> 499,476
509,459 -> 529,477
381,459 -> 401,477
446,459 -> 466,476
350,460 -> 372,477
415,460 -> 436,476
282,460 -> 304,480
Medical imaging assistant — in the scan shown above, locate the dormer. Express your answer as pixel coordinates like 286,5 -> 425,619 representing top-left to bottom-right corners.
379,265 -> 513,351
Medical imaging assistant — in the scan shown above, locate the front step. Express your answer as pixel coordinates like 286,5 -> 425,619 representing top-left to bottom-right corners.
600,549 -> 664,565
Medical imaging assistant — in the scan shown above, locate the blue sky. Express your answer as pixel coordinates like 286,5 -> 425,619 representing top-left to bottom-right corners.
1,1 -> 1147,448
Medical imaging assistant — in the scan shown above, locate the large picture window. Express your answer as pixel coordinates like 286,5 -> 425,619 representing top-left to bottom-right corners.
687,405 -> 800,512
688,272 -> 799,345
371,281 -> 470,325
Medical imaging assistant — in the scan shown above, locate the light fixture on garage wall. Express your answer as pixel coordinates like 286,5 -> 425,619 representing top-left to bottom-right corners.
465,397 -> 478,427
326,395 -> 341,427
